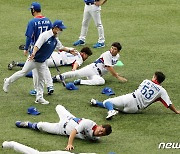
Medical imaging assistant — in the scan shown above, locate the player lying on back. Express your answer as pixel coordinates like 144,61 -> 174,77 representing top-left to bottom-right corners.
90,71 -> 180,120
15,105 -> 112,151
53,42 -> 127,85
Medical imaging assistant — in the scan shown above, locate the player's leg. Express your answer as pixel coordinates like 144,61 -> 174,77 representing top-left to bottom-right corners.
3,59 -> 36,92
2,141 -> 39,154
91,6 -> 105,48
80,75 -> 105,85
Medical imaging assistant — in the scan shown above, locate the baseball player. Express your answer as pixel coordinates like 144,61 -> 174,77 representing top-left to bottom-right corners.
24,2 -> 54,95
7,47 -> 92,95
15,105 -> 112,151
53,42 -> 127,85
90,71 -> 180,120
3,20 -> 71,104
73,0 -> 107,48
2,141 -> 96,154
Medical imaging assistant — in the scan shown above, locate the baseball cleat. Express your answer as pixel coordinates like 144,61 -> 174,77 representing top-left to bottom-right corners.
3,78 -> 10,93
7,61 -> 18,70
93,42 -> 105,48
90,98 -> 97,106
73,40 -> 85,46
74,79 -> 81,85
15,121 -> 29,128
35,98 -> 49,105
47,86 -> 54,95
2,141 -> 13,148
52,75 -> 58,83
29,90 -> 37,96
106,110 -> 119,120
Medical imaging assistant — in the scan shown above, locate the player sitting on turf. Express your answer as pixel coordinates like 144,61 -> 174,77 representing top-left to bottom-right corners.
53,42 -> 127,85
15,105 -> 112,151
90,71 -> 180,120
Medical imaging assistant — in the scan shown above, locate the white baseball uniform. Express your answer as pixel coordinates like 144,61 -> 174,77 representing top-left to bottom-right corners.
47,51 -> 83,67
37,105 -> 100,141
103,79 -> 172,113
79,0 -> 105,43
61,50 -> 119,85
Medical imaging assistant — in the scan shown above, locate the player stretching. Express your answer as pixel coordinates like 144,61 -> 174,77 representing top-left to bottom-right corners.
53,42 -> 127,85
90,71 -> 180,120
15,105 -> 112,151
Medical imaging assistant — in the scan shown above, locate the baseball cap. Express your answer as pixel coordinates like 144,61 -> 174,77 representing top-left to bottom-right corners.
52,20 -> 66,29
29,2 -> 41,11
102,87 -> 115,96
27,106 -> 40,115
66,82 -> 78,90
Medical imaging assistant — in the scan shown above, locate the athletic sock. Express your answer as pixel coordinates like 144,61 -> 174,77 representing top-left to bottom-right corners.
96,101 -> 105,108
104,101 -> 114,111
17,62 -> 25,67
28,122 -> 39,130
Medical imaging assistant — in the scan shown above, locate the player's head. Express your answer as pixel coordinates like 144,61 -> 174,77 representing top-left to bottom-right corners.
93,124 -> 112,137
154,71 -> 166,83
30,2 -> 41,16
52,20 -> 66,36
80,47 -> 93,61
110,42 -> 122,56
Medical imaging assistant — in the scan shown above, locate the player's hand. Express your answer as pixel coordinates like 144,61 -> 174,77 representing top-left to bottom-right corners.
95,1 -> 101,6
28,53 -> 35,61
24,50 -> 28,56
65,144 -> 74,151
117,76 -> 128,82
176,110 -> 180,114
69,49 -> 78,56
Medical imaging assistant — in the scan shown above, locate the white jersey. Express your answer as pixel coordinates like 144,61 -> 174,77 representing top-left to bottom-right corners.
134,79 -> 172,109
47,51 -> 83,67
94,50 -> 119,75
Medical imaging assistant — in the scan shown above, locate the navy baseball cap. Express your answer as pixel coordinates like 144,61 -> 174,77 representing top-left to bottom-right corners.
102,87 -> 115,96
66,82 -> 78,90
52,20 -> 66,29
27,106 -> 40,115
29,2 -> 41,11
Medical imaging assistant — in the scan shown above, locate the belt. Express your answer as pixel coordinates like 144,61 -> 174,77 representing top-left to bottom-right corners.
94,63 -> 102,76
86,2 -> 94,5
132,93 -> 140,110
63,117 -> 73,135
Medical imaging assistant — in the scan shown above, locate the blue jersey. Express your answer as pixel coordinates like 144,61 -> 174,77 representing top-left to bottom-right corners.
25,16 -> 52,50
34,29 -> 64,63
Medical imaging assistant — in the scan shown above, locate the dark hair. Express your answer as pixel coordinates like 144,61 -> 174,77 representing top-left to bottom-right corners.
111,42 -> 122,51
31,8 -> 41,14
80,47 -> 92,56
155,71 -> 165,83
102,124 -> 112,135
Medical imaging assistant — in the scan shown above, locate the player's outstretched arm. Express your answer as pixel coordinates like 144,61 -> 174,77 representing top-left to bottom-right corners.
65,129 -> 77,151
169,104 -> 180,114
106,66 -> 127,82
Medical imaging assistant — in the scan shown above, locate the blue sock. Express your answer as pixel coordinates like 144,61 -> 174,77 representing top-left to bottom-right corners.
104,101 -> 114,111
17,62 -> 25,67
96,101 -> 105,108
25,71 -> 33,78
28,122 -> 39,130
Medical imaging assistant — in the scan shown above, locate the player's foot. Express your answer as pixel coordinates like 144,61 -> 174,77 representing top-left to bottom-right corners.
90,98 -> 97,106
8,61 -> 18,70
3,78 -> 10,93
35,98 -> 49,105
15,121 -> 29,128
2,141 -> 13,148
47,86 -> 54,95
74,79 -> 81,85
52,75 -> 58,83
93,42 -> 105,48
73,40 -> 85,46
29,90 -> 37,96
106,110 -> 119,120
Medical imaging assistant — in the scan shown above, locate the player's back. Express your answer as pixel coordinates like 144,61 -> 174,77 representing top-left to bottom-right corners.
134,79 -> 164,109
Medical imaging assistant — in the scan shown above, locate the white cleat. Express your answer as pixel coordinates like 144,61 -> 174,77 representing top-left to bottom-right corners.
106,110 -> 119,120
90,98 -> 97,106
35,98 -> 49,105
3,78 -> 9,93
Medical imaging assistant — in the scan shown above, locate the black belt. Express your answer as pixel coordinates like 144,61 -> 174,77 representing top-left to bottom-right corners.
63,122 -> 68,135
132,93 -> 140,110
86,2 -> 94,5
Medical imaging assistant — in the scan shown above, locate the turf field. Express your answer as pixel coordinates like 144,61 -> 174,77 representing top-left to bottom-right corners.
0,0 -> 180,154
